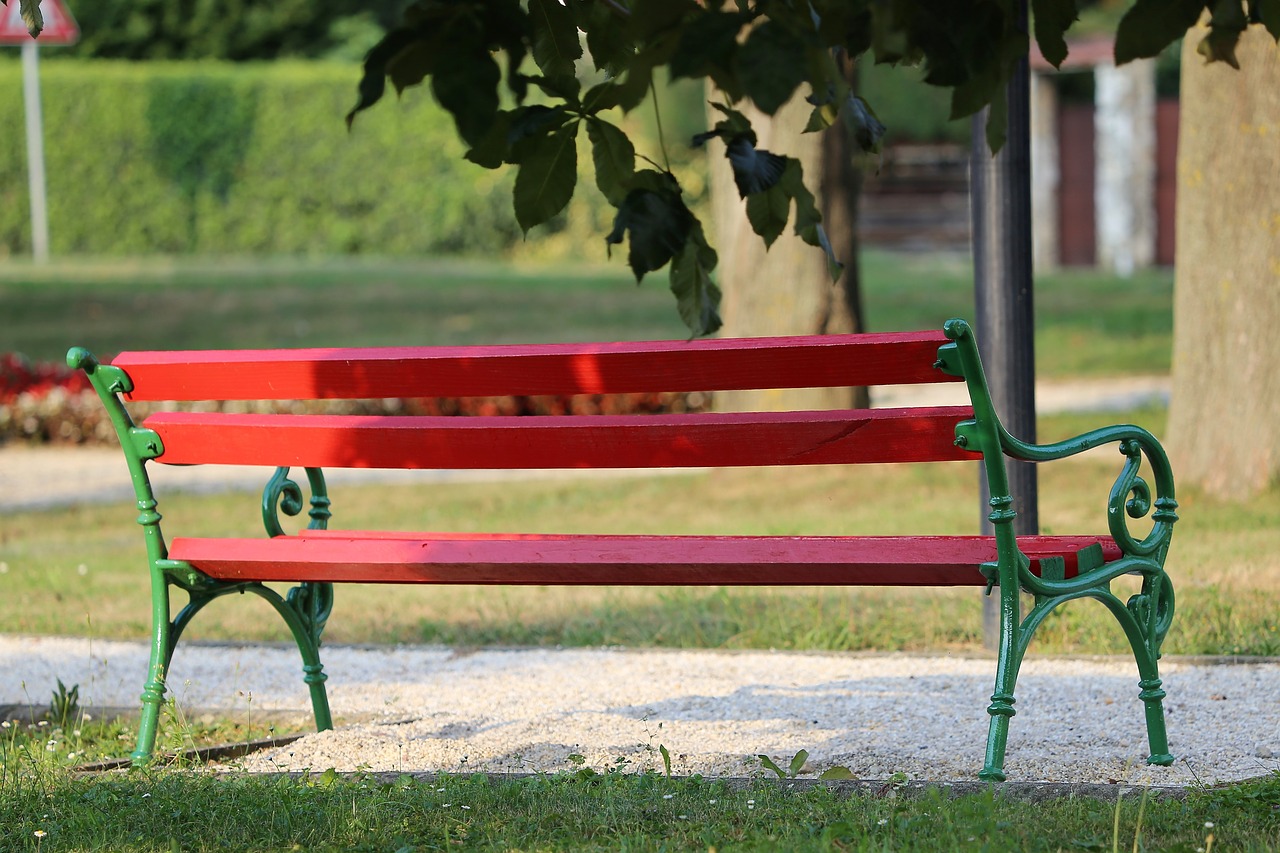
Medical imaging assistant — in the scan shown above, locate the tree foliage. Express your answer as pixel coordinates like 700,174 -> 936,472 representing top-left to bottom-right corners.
17,0 -> 1280,335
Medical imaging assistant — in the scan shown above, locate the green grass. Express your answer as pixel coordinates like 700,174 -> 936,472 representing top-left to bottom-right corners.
0,760 -> 1275,851
0,252 -> 1173,378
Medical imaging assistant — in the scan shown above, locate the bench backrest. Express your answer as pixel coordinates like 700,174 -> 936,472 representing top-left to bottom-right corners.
101,331 -> 979,471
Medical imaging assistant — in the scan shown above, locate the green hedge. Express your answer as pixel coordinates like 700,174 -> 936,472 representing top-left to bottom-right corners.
0,60 -> 959,260
0,61 -> 556,258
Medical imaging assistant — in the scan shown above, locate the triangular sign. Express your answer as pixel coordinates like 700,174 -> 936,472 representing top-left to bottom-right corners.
0,0 -> 80,46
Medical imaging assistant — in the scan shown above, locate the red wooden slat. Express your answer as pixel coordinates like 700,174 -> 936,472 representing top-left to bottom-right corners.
145,407 -> 975,469
168,533 -> 1119,586
113,331 -> 959,402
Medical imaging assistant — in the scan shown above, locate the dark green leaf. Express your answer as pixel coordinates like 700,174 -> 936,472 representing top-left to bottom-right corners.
669,225 -> 722,337
669,11 -> 746,81
605,180 -> 694,281
1260,0 -> 1280,40
725,136 -> 787,197
844,94 -> 886,153
527,74 -> 582,104
949,70 -> 999,121
385,39 -> 442,96
780,159 -> 842,280
736,21 -> 809,114
1115,0 -> 1207,64
432,47 -> 502,147
582,1 -> 633,73
530,0 -> 583,81
464,111 -> 514,169
20,0 -> 41,37
629,0 -> 699,41
1199,0 -> 1248,67
513,123 -> 580,234
345,29 -> 417,129
615,51 -> 658,112
583,81 -> 624,113
804,104 -> 839,133
984,84 -> 1009,153
745,185 -> 790,247
788,749 -> 809,777
587,119 -> 636,205
1032,0 -> 1078,68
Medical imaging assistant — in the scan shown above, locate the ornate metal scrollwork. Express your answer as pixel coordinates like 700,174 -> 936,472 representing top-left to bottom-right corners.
1107,437 -> 1177,560
262,467 -> 331,537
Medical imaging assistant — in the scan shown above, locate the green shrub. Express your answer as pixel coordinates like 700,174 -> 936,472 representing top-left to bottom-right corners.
0,61 -> 559,258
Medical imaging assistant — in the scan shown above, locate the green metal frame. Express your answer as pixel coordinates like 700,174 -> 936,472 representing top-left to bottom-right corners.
937,320 -> 1177,781
66,348 -> 337,767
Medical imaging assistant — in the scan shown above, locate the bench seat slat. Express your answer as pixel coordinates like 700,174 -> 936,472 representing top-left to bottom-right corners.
114,331 -> 958,402
145,407 -> 976,469
168,533 -> 1120,586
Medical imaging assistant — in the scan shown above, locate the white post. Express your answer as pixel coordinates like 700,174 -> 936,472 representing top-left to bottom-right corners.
1030,71 -> 1060,274
22,39 -> 50,264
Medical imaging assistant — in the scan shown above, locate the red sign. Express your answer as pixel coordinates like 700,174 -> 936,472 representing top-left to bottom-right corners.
0,0 -> 79,45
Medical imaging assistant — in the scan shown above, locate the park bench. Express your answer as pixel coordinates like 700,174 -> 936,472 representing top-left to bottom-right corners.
68,318 -> 1178,781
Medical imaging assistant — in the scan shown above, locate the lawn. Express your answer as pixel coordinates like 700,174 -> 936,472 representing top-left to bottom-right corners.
0,251 -> 1173,378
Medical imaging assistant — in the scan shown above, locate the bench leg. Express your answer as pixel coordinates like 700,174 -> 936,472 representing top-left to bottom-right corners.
979,576 -> 1025,782
253,581 -> 335,733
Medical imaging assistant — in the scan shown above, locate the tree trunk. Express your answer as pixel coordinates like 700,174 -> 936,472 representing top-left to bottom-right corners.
709,79 -> 867,412
1168,23 -> 1280,499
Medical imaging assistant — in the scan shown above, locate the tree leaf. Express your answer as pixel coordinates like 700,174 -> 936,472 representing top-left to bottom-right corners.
19,0 -> 41,37
346,29 -> 418,129
780,159 -> 842,280
745,185 -> 790,248
432,46 -> 502,147
669,226 -> 722,337
1199,0 -> 1248,68
669,11 -> 746,81
587,118 -> 636,205
604,179 -> 694,281
843,94 -> 887,154
1031,0 -> 1078,68
530,0 -> 583,81
725,136 -> 788,197
385,39 -> 441,96
582,1 -> 633,73
1260,0 -> 1280,41
736,21 -> 809,115
1115,0 -> 1208,64
513,123 -> 580,234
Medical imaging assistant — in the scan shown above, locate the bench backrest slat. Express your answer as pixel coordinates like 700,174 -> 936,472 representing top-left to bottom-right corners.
114,331 -> 957,402
144,407 -> 975,469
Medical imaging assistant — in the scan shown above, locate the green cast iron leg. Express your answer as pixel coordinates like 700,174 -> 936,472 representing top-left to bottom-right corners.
1139,674 -> 1174,765
979,577 -> 1024,782
249,585 -> 334,732
131,576 -> 175,766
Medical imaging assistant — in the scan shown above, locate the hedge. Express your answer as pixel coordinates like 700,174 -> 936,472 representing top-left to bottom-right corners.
0,60 -> 631,259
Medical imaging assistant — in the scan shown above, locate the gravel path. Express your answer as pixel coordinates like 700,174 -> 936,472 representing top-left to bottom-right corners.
4,636 -> 1276,785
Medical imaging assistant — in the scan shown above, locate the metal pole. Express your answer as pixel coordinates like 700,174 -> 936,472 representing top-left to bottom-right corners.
22,39 -> 50,263
970,5 -> 1038,650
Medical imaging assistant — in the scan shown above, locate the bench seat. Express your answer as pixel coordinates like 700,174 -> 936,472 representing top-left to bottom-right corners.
170,532 -> 1121,586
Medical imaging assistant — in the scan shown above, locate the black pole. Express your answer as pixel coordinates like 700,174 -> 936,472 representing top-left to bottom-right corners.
970,8 -> 1038,650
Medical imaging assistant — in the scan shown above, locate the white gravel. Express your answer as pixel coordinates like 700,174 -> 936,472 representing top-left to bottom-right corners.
4,635 -> 1277,785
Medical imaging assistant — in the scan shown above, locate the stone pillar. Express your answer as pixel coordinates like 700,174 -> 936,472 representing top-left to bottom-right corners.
1094,58 -> 1156,275
1030,71 -> 1060,273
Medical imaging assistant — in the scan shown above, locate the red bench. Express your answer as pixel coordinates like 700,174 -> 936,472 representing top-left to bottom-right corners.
69,318 -> 1178,781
